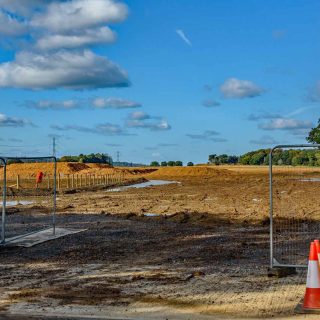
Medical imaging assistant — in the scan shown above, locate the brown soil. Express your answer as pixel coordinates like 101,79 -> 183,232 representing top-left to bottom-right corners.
0,165 -> 319,319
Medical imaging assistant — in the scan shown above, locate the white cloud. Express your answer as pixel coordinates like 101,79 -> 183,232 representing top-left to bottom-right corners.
0,50 -> 129,89
126,113 -> 171,131
176,29 -> 192,46
0,113 -> 34,127
259,118 -> 312,131
27,99 -> 79,110
0,11 -> 27,36
36,26 -> 116,50
220,78 -> 264,99
128,111 -> 151,120
51,122 -> 127,136
93,97 -> 140,109
0,0 -> 49,17
31,0 -> 128,33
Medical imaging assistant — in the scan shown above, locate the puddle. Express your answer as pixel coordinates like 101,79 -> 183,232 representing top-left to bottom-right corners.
299,178 -> 320,182
107,180 -> 179,192
143,213 -> 161,217
0,199 -> 48,207
5,200 -> 34,207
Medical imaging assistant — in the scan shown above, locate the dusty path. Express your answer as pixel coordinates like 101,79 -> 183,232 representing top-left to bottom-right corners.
0,213 -> 308,319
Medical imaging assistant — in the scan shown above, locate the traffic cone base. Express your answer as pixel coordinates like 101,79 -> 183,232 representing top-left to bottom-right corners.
302,242 -> 320,310
303,288 -> 320,309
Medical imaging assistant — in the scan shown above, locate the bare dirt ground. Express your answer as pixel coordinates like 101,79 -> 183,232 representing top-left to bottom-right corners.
1,165 -> 320,319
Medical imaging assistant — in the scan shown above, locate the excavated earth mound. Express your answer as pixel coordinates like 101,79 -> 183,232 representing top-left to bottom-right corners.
145,166 -> 233,179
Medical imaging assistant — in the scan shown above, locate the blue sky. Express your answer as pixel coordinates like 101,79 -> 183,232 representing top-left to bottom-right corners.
0,0 -> 319,164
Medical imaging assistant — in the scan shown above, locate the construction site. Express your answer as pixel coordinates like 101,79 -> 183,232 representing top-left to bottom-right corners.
0,159 -> 319,319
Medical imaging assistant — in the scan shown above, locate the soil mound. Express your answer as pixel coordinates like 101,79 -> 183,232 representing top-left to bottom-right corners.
145,166 -> 233,179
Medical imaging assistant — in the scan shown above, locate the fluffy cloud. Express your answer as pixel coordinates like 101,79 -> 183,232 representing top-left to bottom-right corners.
36,27 -> 116,50
0,0 -> 130,90
187,130 -> 227,142
26,99 -> 79,110
126,112 -> 171,131
93,97 -> 140,109
202,99 -> 220,107
0,1 -> 50,16
51,122 -> 127,136
259,118 -> 312,131
250,136 -> 279,146
0,113 -> 34,127
128,111 -> 150,120
0,11 -> 27,36
31,0 -> 128,33
220,78 -> 264,99
0,50 -> 129,89
127,119 -> 171,131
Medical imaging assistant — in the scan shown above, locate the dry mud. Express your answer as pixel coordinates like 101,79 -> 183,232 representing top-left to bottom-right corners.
1,165 -> 320,319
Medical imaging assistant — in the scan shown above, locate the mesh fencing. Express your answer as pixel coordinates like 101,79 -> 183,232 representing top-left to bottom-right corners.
0,157 -> 56,243
270,145 -> 320,268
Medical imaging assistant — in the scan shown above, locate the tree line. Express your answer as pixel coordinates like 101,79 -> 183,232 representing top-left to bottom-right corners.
209,149 -> 320,166
150,161 -> 194,167
59,153 -> 113,165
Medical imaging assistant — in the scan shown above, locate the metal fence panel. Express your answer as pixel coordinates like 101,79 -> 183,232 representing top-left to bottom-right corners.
270,144 -> 320,268
0,157 -> 56,244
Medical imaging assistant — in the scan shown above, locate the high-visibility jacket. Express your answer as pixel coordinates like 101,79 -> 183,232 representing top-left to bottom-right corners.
36,171 -> 43,183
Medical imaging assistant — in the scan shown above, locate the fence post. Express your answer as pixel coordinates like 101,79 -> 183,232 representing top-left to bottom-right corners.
58,173 -> 60,191
16,175 -> 20,189
67,174 -> 70,188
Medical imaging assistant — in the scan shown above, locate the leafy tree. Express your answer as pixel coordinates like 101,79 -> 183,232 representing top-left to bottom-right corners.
150,161 -> 160,166
175,161 -> 183,166
161,161 -> 167,166
208,154 -> 216,164
187,162 -> 194,166
307,119 -> 320,144
167,161 -> 176,166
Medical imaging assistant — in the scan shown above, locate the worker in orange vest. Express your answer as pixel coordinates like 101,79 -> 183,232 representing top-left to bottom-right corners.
36,171 -> 43,188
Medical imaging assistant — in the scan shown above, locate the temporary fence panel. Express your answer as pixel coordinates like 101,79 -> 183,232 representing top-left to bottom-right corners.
269,144 -> 320,268
0,156 -> 56,244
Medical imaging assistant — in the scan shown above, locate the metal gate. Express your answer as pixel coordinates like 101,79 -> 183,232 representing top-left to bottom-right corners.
269,144 -> 320,268
0,156 -> 57,244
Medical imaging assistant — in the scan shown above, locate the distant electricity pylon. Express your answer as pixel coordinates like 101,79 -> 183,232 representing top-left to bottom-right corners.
52,137 -> 56,157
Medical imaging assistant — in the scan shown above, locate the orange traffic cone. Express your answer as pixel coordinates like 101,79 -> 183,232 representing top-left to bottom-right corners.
303,242 -> 320,309
314,240 -> 320,264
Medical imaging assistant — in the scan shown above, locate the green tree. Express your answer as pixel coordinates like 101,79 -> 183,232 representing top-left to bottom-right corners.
208,154 -> 216,164
150,161 -> 160,166
167,161 -> 175,166
161,161 -> 167,166
187,162 -> 194,166
307,119 -> 320,144
175,161 -> 183,166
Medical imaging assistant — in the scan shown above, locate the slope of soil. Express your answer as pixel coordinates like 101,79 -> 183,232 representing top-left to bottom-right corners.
145,166 -> 233,179
2,163 -> 157,179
